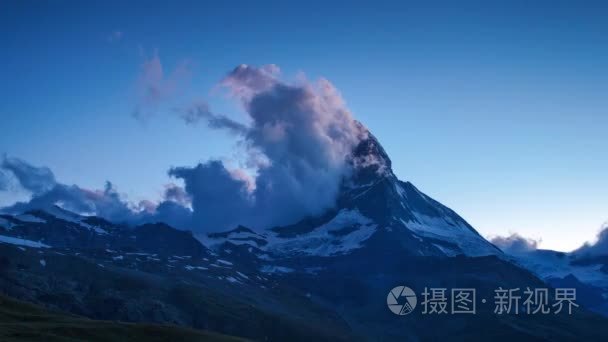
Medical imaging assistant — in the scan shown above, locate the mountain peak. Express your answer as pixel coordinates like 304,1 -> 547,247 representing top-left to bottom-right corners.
348,129 -> 393,186
199,128 -> 501,259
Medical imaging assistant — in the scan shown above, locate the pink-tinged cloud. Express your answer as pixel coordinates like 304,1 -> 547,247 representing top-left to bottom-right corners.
0,156 -> 193,230
133,50 -> 193,120
490,233 -> 540,254
107,30 -> 123,42
169,64 -> 377,231
221,64 -> 281,101
163,183 -> 191,206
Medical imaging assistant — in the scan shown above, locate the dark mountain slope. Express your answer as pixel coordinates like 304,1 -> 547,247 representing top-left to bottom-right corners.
0,293 -> 244,342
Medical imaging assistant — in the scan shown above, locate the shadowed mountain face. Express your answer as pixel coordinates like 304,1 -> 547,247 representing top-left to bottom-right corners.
344,132 -> 500,254
1,132 -> 608,341
0,210 -> 356,341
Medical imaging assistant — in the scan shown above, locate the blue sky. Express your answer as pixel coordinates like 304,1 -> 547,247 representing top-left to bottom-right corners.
1,1 -> 607,251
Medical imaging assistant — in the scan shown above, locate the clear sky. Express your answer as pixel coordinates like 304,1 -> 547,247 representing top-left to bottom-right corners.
1,1 -> 607,251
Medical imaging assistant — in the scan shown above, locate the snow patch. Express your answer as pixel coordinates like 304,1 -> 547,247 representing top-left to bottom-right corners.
185,265 -> 208,271
510,251 -> 608,288
199,228 -> 268,249
0,235 -> 50,248
394,182 -> 407,199
405,213 -> 499,257
261,265 -> 294,273
226,276 -> 240,283
46,206 -> 109,235
16,214 -> 46,223
432,243 -> 458,257
267,209 -> 377,257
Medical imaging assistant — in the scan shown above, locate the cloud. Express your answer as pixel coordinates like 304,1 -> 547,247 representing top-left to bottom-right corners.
490,233 -> 540,254
147,200 -> 193,230
168,64 -> 370,231
133,51 -> 192,121
1,156 -> 56,195
163,183 -> 191,207
0,169 -> 9,191
107,30 -> 123,43
0,156 -> 193,230
3,64 -> 384,234
222,64 -> 280,100
573,222 -> 608,257
176,102 -> 248,134
0,159 -> 134,221
169,161 -> 252,231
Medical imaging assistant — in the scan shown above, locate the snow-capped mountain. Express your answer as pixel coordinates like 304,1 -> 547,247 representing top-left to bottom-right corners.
203,132 -> 501,261
2,133 -> 608,340
3,203 -> 608,340
501,247 -> 608,316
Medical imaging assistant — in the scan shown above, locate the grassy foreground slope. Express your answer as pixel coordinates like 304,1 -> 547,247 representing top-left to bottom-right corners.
0,294 -> 244,342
